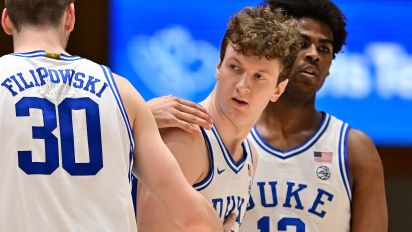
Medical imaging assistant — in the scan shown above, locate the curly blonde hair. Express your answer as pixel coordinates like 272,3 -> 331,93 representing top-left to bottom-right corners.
219,6 -> 301,82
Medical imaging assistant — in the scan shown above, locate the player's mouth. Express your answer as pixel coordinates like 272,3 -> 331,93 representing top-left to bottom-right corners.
299,64 -> 319,78
231,97 -> 248,109
300,70 -> 317,78
296,64 -> 320,84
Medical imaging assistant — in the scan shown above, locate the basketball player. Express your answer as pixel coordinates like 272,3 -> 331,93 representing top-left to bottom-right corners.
148,0 -> 388,231
0,0 -> 233,231
137,6 -> 301,232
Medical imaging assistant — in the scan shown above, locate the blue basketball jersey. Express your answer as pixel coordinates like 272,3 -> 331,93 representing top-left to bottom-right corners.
0,51 -> 136,231
240,113 -> 351,232
194,125 -> 254,232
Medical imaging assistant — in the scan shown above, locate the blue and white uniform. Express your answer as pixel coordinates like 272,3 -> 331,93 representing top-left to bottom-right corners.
240,113 -> 351,232
0,51 -> 136,232
194,125 -> 254,232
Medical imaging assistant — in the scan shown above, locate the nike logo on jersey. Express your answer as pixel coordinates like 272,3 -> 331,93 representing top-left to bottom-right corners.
217,168 -> 226,175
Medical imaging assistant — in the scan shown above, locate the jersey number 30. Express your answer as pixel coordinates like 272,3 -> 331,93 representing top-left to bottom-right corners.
16,97 -> 103,176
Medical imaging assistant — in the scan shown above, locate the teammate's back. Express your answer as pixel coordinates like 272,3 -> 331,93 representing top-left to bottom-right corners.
0,0 -> 234,231
0,52 -> 136,231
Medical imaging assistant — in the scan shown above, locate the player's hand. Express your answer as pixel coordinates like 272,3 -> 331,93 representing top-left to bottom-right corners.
147,95 -> 213,133
223,213 -> 236,232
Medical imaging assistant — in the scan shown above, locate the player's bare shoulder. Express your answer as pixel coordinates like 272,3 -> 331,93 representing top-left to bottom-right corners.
161,127 -> 204,146
160,127 -> 208,162
112,73 -> 137,101
347,129 -> 380,161
347,128 -> 382,181
112,73 -> 146,127
161,127 -> 210,184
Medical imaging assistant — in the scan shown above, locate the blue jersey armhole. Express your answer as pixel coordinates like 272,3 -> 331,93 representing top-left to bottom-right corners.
193,128 -> 215,191
100,65 -> 135,181
339,123 -> 352,201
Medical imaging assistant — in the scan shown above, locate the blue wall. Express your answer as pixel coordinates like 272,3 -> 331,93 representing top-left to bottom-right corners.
110,0 -> 412,146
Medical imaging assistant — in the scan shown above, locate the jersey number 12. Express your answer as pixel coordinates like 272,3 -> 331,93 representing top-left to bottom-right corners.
258,216 -> 305,232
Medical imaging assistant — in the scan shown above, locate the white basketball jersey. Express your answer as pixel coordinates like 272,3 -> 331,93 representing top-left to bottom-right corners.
194,126 -> 254,232
0,51 -> 136,232
240,113 -> 351,232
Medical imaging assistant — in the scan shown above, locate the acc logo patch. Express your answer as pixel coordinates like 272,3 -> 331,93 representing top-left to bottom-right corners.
316,166 -> 331,180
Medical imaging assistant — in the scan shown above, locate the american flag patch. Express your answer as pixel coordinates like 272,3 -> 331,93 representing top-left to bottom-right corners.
314,151 -> 333,163
247,164 -> 252,176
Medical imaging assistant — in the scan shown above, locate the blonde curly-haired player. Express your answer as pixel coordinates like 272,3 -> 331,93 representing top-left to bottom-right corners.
137,6 -> 301,232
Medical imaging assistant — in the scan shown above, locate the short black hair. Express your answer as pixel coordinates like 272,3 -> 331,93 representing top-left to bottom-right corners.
264,0 -> 347,56
5,0 -> 74,31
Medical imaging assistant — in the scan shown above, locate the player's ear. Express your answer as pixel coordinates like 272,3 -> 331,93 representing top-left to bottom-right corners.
64,3 -> 75,32
270,78 -> 289,102
1,8 -> 13,35
215,62 -> 222,80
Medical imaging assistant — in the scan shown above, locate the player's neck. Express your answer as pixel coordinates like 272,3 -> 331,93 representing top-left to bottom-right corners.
201,94 -> 251,161
257,106 -> 323,151
258,99 -> 322,136
12,27 -> 68,54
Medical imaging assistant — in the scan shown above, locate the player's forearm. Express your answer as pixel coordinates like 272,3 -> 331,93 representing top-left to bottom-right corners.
150,170 -> 223,231
174,192 -> 223,232
145,178 -> 223,231
134,144 -> 223,231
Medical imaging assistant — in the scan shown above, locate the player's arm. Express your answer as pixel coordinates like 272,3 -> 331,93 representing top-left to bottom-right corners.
161,127 -> 211,184
147,95 -> 213,133
114,74 -> 224,232
137,127 -> 212,231
348,129 -> 388,232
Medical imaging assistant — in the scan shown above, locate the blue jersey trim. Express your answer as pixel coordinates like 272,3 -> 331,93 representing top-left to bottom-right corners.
344,126 -> 352,193
100,65 -> 135,181
251,112 -> 330,160
338,123 -> 352,201
11,50 -> 82,61
128,151 -> 134,182
245,139 -> 253,164
131,174 -> 138,215
193,128 -> 215,191
211,125 -> 247,174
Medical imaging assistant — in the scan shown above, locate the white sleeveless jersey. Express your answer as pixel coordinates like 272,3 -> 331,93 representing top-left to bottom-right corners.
0,51 -> 136,232
240,113 -> 351,232
194,126 -> 254,232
